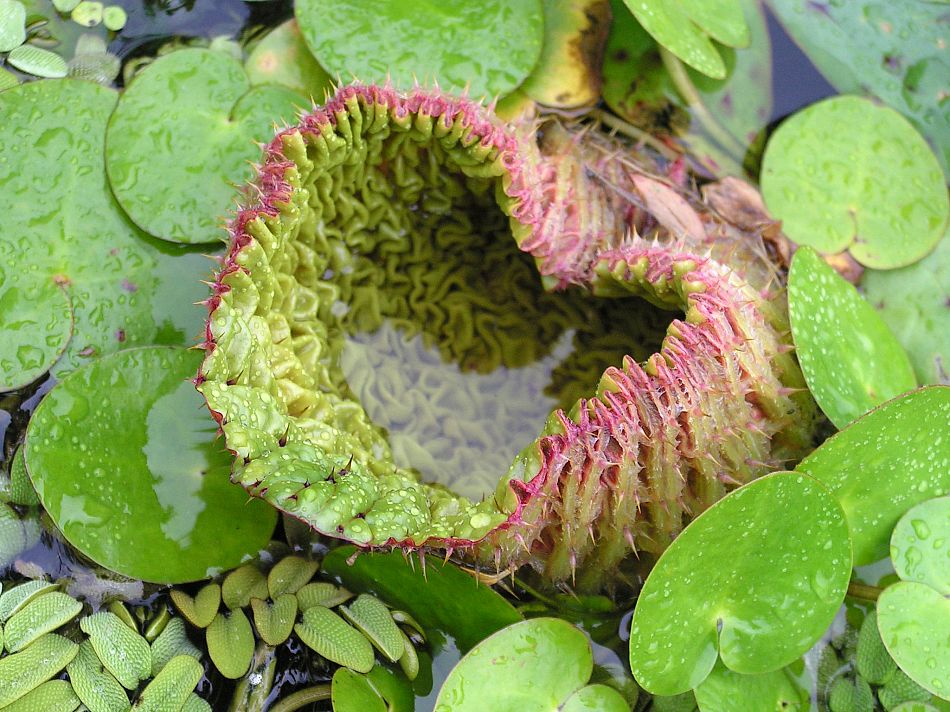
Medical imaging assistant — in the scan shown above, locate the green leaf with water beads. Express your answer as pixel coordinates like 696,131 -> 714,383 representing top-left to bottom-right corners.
295,582 -> 352,611
4,591 -> 82,652
693,661 -> 807,711
244,19 -> 332,98
133,654 -> 203,712
561,684 -> 629,712
796,386 -> 950,566
323,547 -> 521,653
170,585 -> 220,629
105,48 -> 306,244
250,594 -> 297,647
66,639 -> 130,712
8,447 -> 39,506
340,594 -> 404,663
206,610 -> 254,679
0,581 -> 59,623
629,472 -> 851,695
294,605 -> 375,674
0,79 -> 215,370
862,233 -> 950,387
0,0 -> 25,51
890,497 -> 950,595
295,0 -> 543,99
0,273 -> 72,392
788,247 -> 917,428
761,96 -> 948,269
102,5 -> 125,31
222,565 -> 269,611
877,582 -> 950,700
332,667 -> 386,712
0,633 -> 79,707
81,612 -> 152,689
7,45 -> 68,77
267,555 -> 319,599
150,617 -> 202,677
26,347 -> 277,583
1,679 -> 80,712
434,618 -> 594,712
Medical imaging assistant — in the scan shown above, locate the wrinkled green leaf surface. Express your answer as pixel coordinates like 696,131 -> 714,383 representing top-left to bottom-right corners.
295,0 -> 544,98
762,97 -> 948,268
106,48 -> 306,244
890,497 -> 950,595
3,590 -> 81,652
25,347 -> 276,583
80,612 -> 151,690
66,639 -> 130,712
629,472 -> 851,695
294,605 -> 375,673
0,633 -> 78,707
797,386 -> 950,566
788,246 -> 917,428
323,546 -> 521,653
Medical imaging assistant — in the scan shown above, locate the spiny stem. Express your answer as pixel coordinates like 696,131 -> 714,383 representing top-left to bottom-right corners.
267,685 -> 333,712
658,47 -> 749,162
847,580 -> 884,603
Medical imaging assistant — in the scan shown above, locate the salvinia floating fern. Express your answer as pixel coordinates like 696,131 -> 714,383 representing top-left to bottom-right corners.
197,84 -> 817,590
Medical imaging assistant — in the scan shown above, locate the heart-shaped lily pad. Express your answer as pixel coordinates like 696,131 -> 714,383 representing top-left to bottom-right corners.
796,386 -> 950,566
788,246 -> 917,428
761,96 -> 949,268
322,546 -> 521,653
294,0 -> 544,98
693,661 -> 808,711
629,471 -> 851,695
877,582 -> 950,699
890,497 -> 950,595
434,617 -> 598,712
245,19 -> 332,98
862,233 -> 950,386
170,583 -> 221,629
106,48 -> 307,244
0,79 -> 215,373
25,346 -> 277,583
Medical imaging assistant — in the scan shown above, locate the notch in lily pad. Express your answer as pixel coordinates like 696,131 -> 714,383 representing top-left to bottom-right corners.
761,96 -> 948,269
629,471 -> 851,695
788,246 -> 917,428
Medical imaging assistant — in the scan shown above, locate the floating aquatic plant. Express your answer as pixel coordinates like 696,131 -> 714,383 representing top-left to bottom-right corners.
198,83 -> 816,590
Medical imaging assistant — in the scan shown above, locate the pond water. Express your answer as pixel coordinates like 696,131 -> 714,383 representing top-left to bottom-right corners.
0,1 -> 843,710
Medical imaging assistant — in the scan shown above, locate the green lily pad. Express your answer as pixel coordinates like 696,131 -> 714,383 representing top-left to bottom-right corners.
761,96 -> 949,269
25,347 -> 277,583
245,19 -> 332,98
332,667 -> 386,712
0,0 -> 25,52
102,5 -> 125,31
0,79 -> 215,372
797,386 -> 950,566
561,684 -> 630,712
80,611 -> 151,689
206,609 -> 254,679
322,546 -> 521,653
295,0 -> 544,98
862,232 -> 950,386
6,45 -> 68,78
693,661 -> 808,711
890,497 -> 950,595
788,246 -> 917,428
106,48 -> 307,244
767,0 -> 950,178
877,581 -> 950,699
294,604 -> 375,673
434,618 -> 593,712
0,633 -> 78,707
629,472 -> 851,695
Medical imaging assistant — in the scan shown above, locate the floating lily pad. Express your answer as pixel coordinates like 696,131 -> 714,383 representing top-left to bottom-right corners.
435,618 -> 594,712
788,246 -> 917,428
0,79 -> 214,372
106,48 -> 307,244
761,96 -> 949,268
206,610 -> 254,679
877,582 -> 950,700
295,0 -> 544,98
322,546 -> 521,653
0,0 -> 25,52
862,233 -> 950,386
0,272 -> 72,392
693,661 -> 808,711
629,472 -> 851,695
25,347 -> 277,583
890,497 -> 950,595
333,667 -> 386,712
561,684 -> 629,712
797,386 -> 950,566
767,0 -> 950,178
245,19 -> 332,98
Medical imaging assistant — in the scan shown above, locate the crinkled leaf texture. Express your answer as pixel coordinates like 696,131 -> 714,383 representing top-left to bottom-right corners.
198,83 -> 816,589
